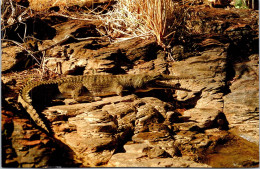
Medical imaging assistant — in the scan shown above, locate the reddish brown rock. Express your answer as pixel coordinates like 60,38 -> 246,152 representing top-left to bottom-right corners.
224,59 -> 259,144
1,3 -> 259,167
107,154 -> 210,167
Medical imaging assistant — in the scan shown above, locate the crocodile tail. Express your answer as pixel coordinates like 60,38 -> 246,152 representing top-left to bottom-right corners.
18,80 -> 56,133
18,94 -> 50,133
174,87 -> 192,92
162,74 -> 196,80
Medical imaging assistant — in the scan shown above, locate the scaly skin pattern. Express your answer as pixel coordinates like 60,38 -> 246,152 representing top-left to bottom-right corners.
18,74 -> 194,133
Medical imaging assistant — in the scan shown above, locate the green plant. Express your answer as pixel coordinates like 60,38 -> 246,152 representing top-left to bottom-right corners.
235,0 -> 249,8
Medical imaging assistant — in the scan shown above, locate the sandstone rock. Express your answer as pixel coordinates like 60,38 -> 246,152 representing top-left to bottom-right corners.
2,110 -> 18,167
1,43 -> 24,72
47,109 -> 118,165
128,56 -> 168,74
173,130 -> 228,160
135,105 -> 165,133
143,145 -> 171,158
168,47 -> 229,133
7,117 -> 58,167
107,154 -> 210,167
173,121 -> 200,131
123,143 -> 150,154
183,108 -> 229,130
168,47 -> 227,90
43,33 -> 157,75
106,153 -> 147,167
2,4 -> 259,167
42,95 -> 139,166
223,59 -> 259,144
40,80 -> 233,167
132,131 -> 172,143
45,95 -> 137,118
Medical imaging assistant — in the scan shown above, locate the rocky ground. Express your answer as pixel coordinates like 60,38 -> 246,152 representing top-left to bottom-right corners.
1,0 -> 259,167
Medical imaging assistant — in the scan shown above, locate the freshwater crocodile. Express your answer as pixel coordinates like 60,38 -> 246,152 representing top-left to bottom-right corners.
18,74 -> 194,133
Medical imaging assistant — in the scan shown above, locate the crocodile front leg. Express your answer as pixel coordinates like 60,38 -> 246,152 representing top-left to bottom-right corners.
58,83 -> 95,103
115,85 -> 124,96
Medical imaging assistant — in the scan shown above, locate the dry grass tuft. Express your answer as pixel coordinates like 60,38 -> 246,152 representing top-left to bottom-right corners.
98,0 -> 177,48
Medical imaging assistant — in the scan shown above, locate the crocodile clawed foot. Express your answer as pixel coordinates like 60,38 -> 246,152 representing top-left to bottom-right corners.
94,97 -> 102,101
64,99 -> 78,105
75,96 -> 96,103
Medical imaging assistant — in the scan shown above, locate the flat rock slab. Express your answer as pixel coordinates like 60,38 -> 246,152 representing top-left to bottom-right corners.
169,47 -> 227,112
41,92 -> 232,166
43,95 -> 137,166
223,59 -> 259,144
107,154 -> 210,167
183,108 -> 229,130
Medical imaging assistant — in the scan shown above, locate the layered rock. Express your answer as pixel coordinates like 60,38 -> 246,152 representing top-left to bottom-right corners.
2,109 -> 58,168
223,57 -> 259,144
41,89 -> 230,166
1,2 -> 259,167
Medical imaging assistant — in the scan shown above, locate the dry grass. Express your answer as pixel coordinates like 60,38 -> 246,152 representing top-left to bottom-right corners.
98,0 -> 176,48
